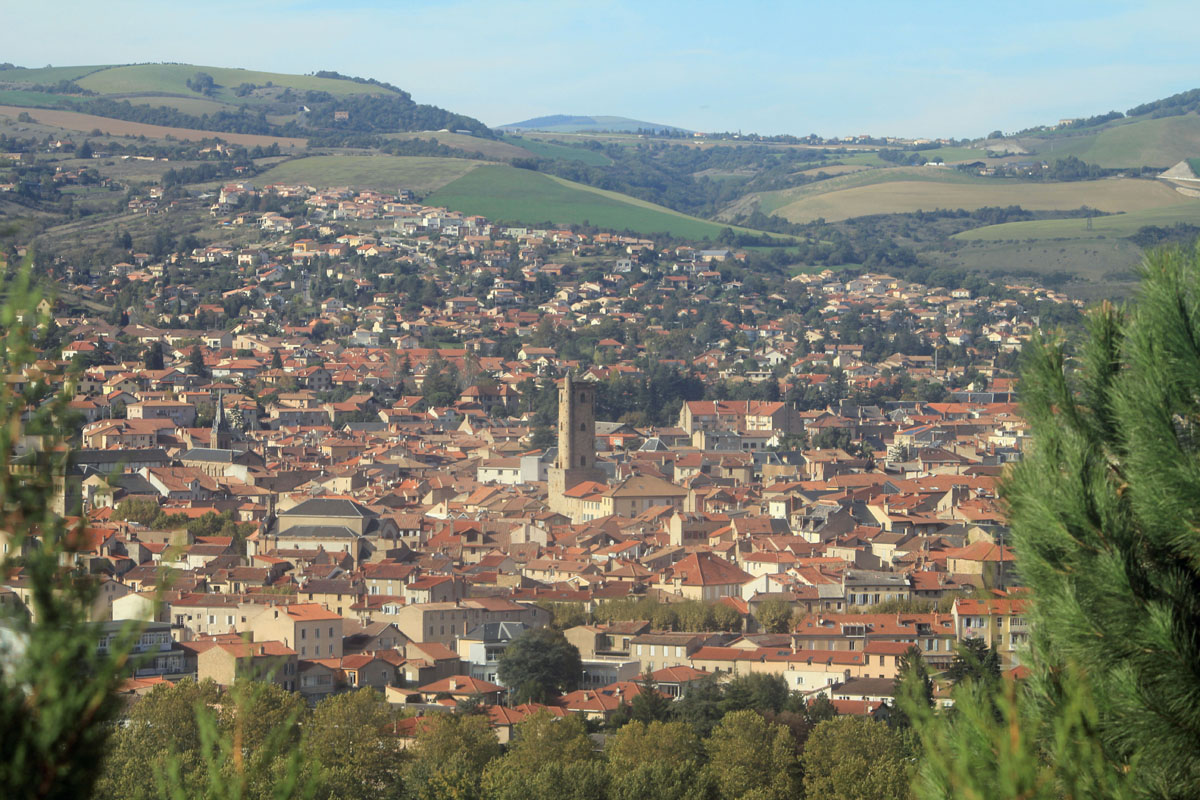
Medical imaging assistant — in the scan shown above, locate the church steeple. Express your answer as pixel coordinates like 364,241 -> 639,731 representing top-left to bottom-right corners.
212,390 -> 232,449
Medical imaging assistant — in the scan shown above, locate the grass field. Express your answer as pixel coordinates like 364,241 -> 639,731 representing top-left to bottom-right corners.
0,104 -> 307,148
1016,114 -> 1200,168
384,132 -> 532,160
0,65 -> 108,83
794,164 -> 871,177
425,165 -> 757,239
954,201 -> 1200,242
760,167 -> 1193,223
500,135 -> 613,165
73,64 -> 387,104
758,167 -> 980,214
125,94 -> 238,115
940,238 -> 1148,297
255,154 -> 484,192
0,89 -> 77,108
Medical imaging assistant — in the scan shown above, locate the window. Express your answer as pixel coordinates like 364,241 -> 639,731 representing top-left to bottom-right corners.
329,626 -> 335,638
579,423 -> 586,431
208,615 -> 215,625
301,628 -> 306,639
580,456 -> 586,467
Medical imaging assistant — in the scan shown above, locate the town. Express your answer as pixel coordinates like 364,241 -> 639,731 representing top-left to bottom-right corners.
0,173 -> 1069,735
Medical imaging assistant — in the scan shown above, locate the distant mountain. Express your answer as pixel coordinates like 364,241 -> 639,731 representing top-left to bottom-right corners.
499,114 -> 690,134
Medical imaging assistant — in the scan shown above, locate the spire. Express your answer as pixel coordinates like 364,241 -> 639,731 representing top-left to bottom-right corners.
212,390 -> 232,448
213,390 -> 229,434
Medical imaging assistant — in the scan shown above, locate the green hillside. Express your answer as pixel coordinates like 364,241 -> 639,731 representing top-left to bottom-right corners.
500,135 -> 613,165
425,165 -> 752,239
756,166 -> 1192,223
954,201 -> 1200,242
1017,114 -> 1200,168
254,155 -> 484,193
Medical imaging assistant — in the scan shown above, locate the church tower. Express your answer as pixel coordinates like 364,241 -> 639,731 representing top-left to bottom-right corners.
547,373 -> 605,514
212,391 -> 233,450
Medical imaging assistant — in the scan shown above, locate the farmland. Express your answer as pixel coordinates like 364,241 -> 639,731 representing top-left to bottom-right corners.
70,64 -> 389,103
759,168 -> 1193,223
255,154 -> 484,193
500,135 -> 614,165
426,165 -> 751,239
1014,114 -> 1200,168
0,104 -> 307,148
954,201 -> 1200,242
383,132 -> 532,160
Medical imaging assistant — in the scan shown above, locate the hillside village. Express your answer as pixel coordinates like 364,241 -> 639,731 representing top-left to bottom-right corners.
0,174 -> 1075,735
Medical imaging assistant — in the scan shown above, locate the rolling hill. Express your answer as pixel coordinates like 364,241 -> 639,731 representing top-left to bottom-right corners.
753,166 -> 1197,223
425,165 -> 762,239
498,114 -> 689,134
0,63 -> 490,138
1009,113 -> 1200,169
254,154 -> 485,193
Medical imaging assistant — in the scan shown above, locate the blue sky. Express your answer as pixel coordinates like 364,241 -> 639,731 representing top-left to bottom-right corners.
10,0 -> 1200,137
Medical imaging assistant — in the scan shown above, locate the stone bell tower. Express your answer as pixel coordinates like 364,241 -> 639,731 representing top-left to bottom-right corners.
547,372 -> 605,514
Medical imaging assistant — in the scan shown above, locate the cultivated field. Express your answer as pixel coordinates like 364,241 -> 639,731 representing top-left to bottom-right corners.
794,164 -> 871,177
125,95 -> 238,115
954,201 -> 1200,242
255,155 -> 484,193
73,64 -> 387,104
1016,114 -> 1200,168
941,238 -> 1148,298
500,135 -> 614,165
426,165 -> 744,239
0,105 -> 307,148
0,65 -> 108,83
762,169 -> 1193,223
384,132 -> 533,160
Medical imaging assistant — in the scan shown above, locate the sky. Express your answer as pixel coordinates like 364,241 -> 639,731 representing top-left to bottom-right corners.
9,0 -> 1200,138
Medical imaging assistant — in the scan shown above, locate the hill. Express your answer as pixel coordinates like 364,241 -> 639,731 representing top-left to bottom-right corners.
499,114 -> 689,134
254,154 -> 485,193
754,167 -> 1196,223
425,165 -> 762,240
0,63 -> 491,140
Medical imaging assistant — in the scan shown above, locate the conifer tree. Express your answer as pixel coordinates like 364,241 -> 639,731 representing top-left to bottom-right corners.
906,245 -> 1200,798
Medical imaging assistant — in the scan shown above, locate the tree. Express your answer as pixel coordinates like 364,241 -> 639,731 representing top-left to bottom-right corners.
481,711 -> 604,800
721,672 -> 789,715
670,675 -> 725,738
406,712 -> 499,800
143,340 -> 164,370
802,716 -> 916,800
0,262 -> 139,800
906,247 -> 1200,799
96,678 -> 224,799
629,673 -> 672,724
805,694 -> 839,724
303,688 -> 402,800
944,637 -> 999,688
882,645 -> 932,729
754,598 -> 794,634
496,627 -> 582,703
703,709 -> 799,800
605,720 -> 707,800
188,344 -> 209,378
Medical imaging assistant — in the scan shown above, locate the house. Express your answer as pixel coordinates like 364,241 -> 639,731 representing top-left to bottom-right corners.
197,640 -> 299,692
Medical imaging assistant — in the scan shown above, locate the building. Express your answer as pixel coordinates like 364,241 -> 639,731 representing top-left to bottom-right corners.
547,374 -> 606,517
